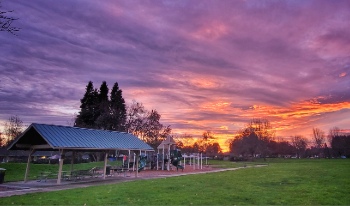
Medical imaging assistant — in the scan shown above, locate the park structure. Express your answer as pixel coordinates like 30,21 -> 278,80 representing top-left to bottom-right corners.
7,123 -> 154,184
156,136 -> 206,171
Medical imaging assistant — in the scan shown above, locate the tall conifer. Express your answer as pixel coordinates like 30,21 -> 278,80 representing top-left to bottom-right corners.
110,82 -> 126,131
95,81 -> 110,129
75,81 -> 99,128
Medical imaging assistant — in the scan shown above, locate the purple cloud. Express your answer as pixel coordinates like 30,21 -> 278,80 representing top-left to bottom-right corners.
1,0 -> 350,150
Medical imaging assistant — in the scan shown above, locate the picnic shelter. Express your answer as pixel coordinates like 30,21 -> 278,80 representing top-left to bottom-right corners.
8,123 -> 154,184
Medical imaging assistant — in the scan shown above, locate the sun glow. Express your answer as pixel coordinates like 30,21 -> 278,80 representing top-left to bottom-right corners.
168,97 -> 350,153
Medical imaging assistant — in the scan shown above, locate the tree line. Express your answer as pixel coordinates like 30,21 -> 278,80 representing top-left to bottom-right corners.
228,119 -> 350,159
74,81 -> 171,149
175,131 -> 222,157
1,81 -> 349,159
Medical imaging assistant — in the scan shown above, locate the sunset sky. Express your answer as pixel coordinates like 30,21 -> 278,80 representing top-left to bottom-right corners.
1,0 -> 349,151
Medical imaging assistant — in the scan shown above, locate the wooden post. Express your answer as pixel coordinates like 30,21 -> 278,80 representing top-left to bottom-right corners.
128,150 -> 131,170
183,156 -> 186,169
57,150 -> 65,184
24,149 -> 35,182
70,151 -> 75,172
157,150 -> 159,170
135,153 -> 139,178
162,144 -> 164,170
103,151 -> 108,179
167,144 -> 171,171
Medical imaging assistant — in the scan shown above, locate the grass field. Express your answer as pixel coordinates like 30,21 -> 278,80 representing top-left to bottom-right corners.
0,159 -> 349,205
0,161 -> 122,182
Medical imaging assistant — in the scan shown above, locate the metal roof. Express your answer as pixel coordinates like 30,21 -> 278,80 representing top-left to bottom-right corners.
8,123 -> 154,151
157,135 -> 176,149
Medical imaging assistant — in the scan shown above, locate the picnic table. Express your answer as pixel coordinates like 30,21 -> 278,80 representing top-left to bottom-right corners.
37,171 -> 57,182
110,166 -> 131,177
62,167 -> 103,181
37,167 -> 104,182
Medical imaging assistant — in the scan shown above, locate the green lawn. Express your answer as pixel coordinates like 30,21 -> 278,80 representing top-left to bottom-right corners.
0,161 -> 123,182
1,159 -> 349,205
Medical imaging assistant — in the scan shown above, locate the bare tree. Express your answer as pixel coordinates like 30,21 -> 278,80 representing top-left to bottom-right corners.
291,135 -> 308,158
200,131 -> 216,152
0,1 -> 20,35
328,127 -> 341,145
125,101 -> 147,136
246,118 -> 276,141
312,128 -> 325,157
3,115 -> 23,145
0,132 -> 3,147
230,118 -> 275,158
125,101 -> 171,149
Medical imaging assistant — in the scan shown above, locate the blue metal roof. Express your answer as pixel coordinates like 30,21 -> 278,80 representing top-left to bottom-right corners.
9,123 -> 154,151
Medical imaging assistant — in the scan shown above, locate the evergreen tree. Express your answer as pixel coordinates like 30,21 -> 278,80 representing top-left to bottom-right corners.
75,81 -> 99,128
110,82 -> 126,131
98,81 -> 109,102
95,81 -> 110,129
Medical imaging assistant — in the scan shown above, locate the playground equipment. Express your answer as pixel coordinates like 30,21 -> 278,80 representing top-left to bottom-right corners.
157,135 -> 177,171
138,155 -> 147,172
181,153 -> 208,170
170,149 -> 184,171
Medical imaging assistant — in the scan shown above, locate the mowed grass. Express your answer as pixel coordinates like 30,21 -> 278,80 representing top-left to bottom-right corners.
1,161 -> 122,182
1,159 -> 349,205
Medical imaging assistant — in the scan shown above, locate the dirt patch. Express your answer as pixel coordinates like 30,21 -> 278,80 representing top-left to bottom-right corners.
0,186 -> 30,192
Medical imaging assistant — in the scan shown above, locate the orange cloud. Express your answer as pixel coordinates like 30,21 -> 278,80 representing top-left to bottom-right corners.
170,97 -> 350,153
192,21 -> 229,40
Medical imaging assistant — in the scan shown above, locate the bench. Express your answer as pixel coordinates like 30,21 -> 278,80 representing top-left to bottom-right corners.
111,166 -> 131,177
63,167 -> 103,181
37,171 -> 57,182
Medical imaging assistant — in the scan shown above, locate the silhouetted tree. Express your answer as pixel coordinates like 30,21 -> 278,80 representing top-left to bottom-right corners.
124,101 -> 171,149
199,131 -> 215,153
76,81 -> 128,131
267,140 -> 294,157
2,115 -> 23,146
142,110 -> 171,148
291,135 -> 308,158
109,82 -> 126,131
0,1 -> 20,35
328,127 -> 341,145
175,134 -> 195,154
95,81 -> 110,129
75,81 -> 99,128
125,101 -> 147,135
312,128 -> 325,157
75,81 -> 170,147
205,142 -> 222,157
331,134 -> 350,157
230,118 -> 275,158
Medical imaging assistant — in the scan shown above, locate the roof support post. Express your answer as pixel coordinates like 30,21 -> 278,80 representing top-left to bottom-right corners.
128,150 -> 130,170
70,151 -> 75,172
162,144 -> 164,170
24,149 -> 35,183
183,156 -> 186,169
167,144 -> 171,171
57,150 -> 65,184
157,149 -> 159,171
135,153 -> 139,178
103,151 -> 108,179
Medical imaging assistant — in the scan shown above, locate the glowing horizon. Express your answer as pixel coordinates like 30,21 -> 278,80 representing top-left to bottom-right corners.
1,1 -> 349,152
